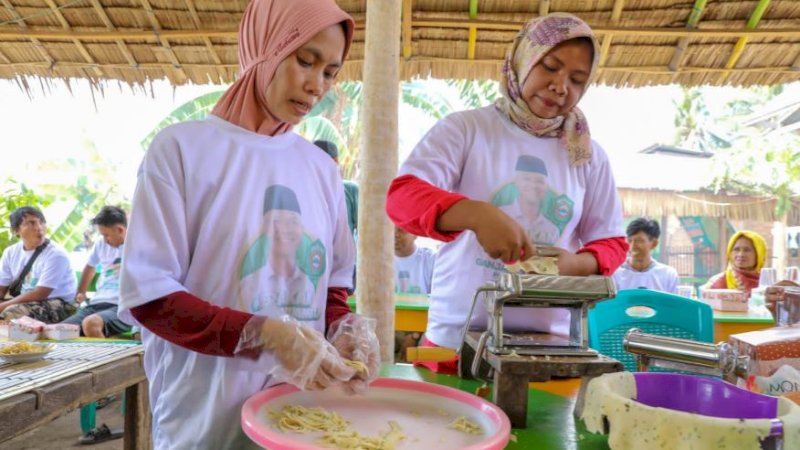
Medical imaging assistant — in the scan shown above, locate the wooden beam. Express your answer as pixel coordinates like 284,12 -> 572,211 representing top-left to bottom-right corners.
0,0 -> 55,70
184,0 -> 224,80
1,24 -> 799,40
467,0 -> 478,59
2,60 -> 798,76
722,0 -> 772,82
42,0 -> 104,77
539,0 -> 550,17
140,0 -> 187,83
89,0 -> 138,68
598,0 -> 626,70
669,0 -> 708,73
402,0 -> 412,59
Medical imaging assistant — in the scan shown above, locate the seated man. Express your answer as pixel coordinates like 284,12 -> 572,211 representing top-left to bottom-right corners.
0,206 -> 77,322
394,227 -> 436,362
394,227 -> 436,295
60,206 -> 132,338
612,217 -> 679,294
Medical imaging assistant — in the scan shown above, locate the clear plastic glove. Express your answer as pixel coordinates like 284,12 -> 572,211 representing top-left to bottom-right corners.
327,313 -> 381,395
235,315 -> 357,390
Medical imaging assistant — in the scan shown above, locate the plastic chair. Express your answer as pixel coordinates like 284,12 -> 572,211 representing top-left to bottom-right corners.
588,288 -> 714,372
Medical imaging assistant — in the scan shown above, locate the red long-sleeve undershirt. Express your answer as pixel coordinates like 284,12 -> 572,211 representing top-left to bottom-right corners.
386,174 -> 627,276
130,287 -> 351,356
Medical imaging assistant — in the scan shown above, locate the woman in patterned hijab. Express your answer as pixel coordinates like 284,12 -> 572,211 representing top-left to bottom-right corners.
495,13 -> 600,166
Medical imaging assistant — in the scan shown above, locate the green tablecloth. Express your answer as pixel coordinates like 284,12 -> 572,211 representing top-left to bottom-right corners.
380,364 -> 609,450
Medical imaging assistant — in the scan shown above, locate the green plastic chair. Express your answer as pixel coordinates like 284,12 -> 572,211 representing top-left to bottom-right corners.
588,288 -> 714,372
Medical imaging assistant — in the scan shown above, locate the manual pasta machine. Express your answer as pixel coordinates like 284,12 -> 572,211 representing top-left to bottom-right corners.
457,272 -> 624,427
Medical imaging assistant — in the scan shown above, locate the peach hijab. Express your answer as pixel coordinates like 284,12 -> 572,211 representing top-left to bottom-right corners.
212,0 -> 354,136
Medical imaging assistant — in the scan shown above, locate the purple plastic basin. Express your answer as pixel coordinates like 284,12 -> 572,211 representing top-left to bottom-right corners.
633,373 -> 783,437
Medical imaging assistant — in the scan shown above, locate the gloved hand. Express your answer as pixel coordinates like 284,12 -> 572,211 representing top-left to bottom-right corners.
235,315 -> 357,390
327,313 -> 381,395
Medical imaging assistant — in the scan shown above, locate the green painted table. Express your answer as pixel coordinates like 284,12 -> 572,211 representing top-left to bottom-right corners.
380,364 -> 609,449
349,295 -> 777,343
712,305 -> 775,342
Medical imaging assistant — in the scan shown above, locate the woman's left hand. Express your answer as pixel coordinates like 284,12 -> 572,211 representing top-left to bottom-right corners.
327,313 -> 381,395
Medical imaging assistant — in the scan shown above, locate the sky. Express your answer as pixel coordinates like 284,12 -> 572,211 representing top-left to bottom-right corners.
2,77 -> 796,205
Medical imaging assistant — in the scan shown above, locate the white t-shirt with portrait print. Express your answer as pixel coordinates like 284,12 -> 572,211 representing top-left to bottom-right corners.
395,246 -> 436,294
399,105 -> 625,349
85,239 -> 124,306
0,240 -> 77,302
119,115 -> 355,450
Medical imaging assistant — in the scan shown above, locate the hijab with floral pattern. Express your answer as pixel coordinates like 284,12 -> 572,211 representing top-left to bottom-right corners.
495,13 -> 599,167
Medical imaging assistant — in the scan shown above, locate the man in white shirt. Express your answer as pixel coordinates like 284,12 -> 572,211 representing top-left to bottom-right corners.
0,206 -> 77,322
394,227 -> 436,295
612,218 -> 679,294
60,206 -> 132,337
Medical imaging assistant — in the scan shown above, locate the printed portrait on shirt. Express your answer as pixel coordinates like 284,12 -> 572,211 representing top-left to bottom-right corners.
491,154 -> 574,246
237,184 -> 327,322
98,257 -> 122,292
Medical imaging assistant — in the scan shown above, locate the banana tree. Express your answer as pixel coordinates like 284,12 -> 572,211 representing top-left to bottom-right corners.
140,90 -> 225,151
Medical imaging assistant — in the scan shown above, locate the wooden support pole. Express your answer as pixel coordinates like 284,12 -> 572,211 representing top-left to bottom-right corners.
401,0 -> 413,59
598,0 -> 626,74
668,0 -> 707,74
358,0 -> 401,361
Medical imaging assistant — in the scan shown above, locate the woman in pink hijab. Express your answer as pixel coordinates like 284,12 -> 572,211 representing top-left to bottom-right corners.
118,1 -> 378,447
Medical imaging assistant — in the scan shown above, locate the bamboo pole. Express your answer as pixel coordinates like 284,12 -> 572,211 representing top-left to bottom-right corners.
721,0 -> 772,82
358,0 -> 401,362
467,0 -> 478,60
668,0 -> 708,73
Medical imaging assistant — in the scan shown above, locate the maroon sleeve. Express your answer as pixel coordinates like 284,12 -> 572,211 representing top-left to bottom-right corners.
132,288 -> 355,355
325,287 -> 352,333
386,174 -> 467,242
576,236 -> 629,276
130,291 -> 253,357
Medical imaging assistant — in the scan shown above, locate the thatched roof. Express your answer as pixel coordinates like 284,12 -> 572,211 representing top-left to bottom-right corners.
619,188 -> 800,223
1,0 -> 799,89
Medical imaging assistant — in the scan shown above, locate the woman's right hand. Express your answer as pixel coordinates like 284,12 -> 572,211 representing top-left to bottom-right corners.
238,316 -> 357,390
465,201 -> 534,263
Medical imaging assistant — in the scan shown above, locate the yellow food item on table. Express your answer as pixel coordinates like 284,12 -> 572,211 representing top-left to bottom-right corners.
319,420 -> 405,450
447,416 -> 483,435
268,405 -> 350,433
507,256 -> 558,275
267,405 -> 406,450
0,342 -> 46,355
345,359 -> 369,376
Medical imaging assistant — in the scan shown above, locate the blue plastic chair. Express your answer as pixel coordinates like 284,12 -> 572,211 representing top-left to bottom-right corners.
588,288 -> 714,372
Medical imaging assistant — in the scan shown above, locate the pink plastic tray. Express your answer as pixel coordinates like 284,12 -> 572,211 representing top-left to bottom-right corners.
241,377 -> 511,450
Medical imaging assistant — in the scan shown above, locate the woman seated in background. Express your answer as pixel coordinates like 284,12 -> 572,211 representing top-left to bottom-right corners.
704,230 -> 767,296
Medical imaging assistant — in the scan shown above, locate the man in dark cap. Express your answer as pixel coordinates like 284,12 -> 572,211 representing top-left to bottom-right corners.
238,185 -> 318,320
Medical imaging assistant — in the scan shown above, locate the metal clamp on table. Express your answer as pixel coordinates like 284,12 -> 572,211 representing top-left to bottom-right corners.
457,272 -> 623,427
